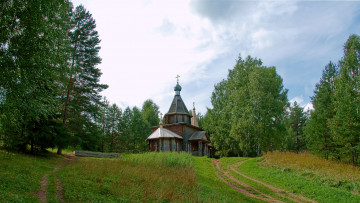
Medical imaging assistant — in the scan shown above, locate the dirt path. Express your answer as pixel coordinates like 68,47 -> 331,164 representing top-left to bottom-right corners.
212,159 -> 316,203
36,174 -> 49,203
230,161 -> 315,203
212,159 -> 282,203
36,153 -> 77,203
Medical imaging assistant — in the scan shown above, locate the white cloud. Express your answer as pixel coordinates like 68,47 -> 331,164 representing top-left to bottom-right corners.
71,0 -> 360,115
290,96 -> 304,105
290,96 -> 313,112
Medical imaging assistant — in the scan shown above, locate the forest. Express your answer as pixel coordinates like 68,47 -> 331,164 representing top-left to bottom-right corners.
204,36 -> 360,166
0,1 -> 359,167
0,1 -> 160,155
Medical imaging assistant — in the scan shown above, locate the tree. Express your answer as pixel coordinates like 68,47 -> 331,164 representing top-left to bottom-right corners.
330,35 -> 360,165
118,107 -> 133,152
141,99 -> 160,127
0,0 -> 72,152
129,107 -> 149,152
97,97 -> 110,152
205,56 -> 288,157
59,5 -> 108,154
305,61 -> 338,159
204,79 -> 236,157
287,102 -> 307,152
106,104 -> 122,152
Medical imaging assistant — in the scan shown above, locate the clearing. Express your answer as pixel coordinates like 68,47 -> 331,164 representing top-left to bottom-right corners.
1,150 -> 360,202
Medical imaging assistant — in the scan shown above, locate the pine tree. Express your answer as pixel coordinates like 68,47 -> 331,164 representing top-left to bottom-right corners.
59,5 -> 108,154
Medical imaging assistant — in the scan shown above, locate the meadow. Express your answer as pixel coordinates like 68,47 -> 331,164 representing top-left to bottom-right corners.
1,149 -> 360,202
0,150 -> 62,202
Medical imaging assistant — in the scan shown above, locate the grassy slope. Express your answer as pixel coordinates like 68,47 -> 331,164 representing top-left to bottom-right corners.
57,152 -> 198,202
237,157 -> 360,203
2,149 -> 360,202
193,156 -> 260,202
57,153 -> 259,202
0,150 -> 63,202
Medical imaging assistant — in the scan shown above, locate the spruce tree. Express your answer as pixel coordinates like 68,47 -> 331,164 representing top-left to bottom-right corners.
330,35 -> 360,165
305,61 -> 338,159
287,102 -> 307,153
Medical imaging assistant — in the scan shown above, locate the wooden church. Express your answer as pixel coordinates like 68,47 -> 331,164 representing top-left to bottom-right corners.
146,78 -> 211,157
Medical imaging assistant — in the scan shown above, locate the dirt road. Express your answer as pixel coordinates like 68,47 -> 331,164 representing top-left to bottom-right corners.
212,159 -> 315,203
36,153 -> 77,203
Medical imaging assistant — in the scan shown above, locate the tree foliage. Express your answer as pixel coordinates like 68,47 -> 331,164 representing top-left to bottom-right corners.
306,34 -> 360,165
330,35 -> 360,165
141,99 -> 160,127
0,0 -> 72,153
286,101 -> 307,152
305,62 -> 338,159
59,4 -> 108,154
204,56 -> 288,157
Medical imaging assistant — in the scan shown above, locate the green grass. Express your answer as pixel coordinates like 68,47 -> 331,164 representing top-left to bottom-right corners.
219,157 -> 292,202
3,148 -> 360,202
193,156 -> 261,202
57,152 -> 198,202
0,150 -> 63,202
237,158 -> 360,203
123,152 -> 194,168
57,152 -> 260,202
47,174 -> 58,203
47,147 -> 74,154
263,151 -> 360,193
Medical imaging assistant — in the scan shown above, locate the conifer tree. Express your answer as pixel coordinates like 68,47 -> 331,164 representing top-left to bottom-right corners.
287,102 -> 307,153
59,5 -> 108,154
305,62 -> 338,159
330,35 -> 360,165
107,104 -> 122,152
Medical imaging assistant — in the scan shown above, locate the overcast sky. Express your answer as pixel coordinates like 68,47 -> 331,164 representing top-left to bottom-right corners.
72,0 -> 360,115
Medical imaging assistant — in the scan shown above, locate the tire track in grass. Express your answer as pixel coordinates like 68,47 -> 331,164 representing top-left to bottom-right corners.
212,159 -> 282,203
36,174 -> 49,203
229,160 -> 316,203
53,153 -> 77,203
36,153 -> 77,203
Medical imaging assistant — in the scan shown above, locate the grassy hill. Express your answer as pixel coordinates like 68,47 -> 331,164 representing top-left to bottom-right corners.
1,150 -> 360,202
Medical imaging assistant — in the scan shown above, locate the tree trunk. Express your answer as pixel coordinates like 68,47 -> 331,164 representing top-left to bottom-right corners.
30,138 -> 34,154
60,39 -> 79,155
57,145 -> 62,155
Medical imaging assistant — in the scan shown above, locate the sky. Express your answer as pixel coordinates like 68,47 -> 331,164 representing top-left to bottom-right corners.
72,0 -> 360,115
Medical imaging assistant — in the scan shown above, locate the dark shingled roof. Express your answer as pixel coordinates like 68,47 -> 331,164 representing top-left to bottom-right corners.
189,131 -> 209,142
167,95 -> 190,114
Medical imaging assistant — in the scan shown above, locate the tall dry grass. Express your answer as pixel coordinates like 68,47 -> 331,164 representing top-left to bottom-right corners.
123,152 -> 194,168
58,152 -> 198,202
263,151 -> 360,182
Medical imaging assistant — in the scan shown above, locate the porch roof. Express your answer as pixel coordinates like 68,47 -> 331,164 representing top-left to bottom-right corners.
147,127 -> 183,140
189,131 -> 209,142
